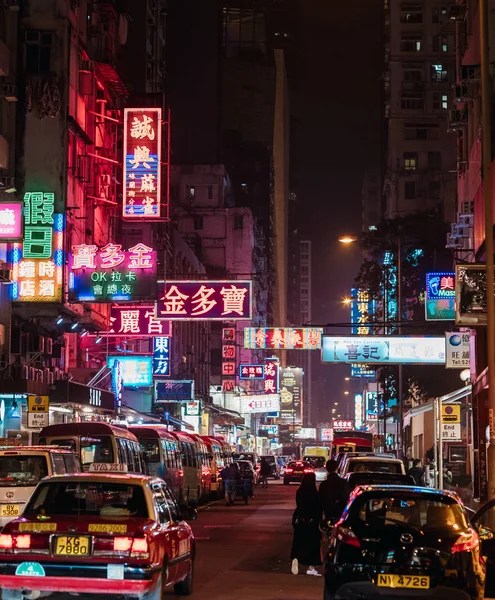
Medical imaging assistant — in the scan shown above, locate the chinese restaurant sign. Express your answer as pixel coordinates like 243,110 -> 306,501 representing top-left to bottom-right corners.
157,281 -> 252,320
0,201 -> 22,241
155,380 -> 194,403
68,243 -> 157,302
152,337 -> 170,377
106,356 -> 152,387
279,367 -> 302,424
455,264 -> 488,325
243,327 -> 322,350
239,364 -> 265,380
123,107 -> 162,219
351,364 -> 375,378
425,272 -> 455,321
108,305 -> 171,337
12,192 -> 64,302
322,336 -> 446,365
350,288 -> 373,335
332,419 -> 354,431
264,358 -> 279,395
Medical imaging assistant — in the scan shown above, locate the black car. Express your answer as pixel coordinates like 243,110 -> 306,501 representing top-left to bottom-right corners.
283,460 -> 313,485
345,472 -> 415,491
324,485 -> 487,600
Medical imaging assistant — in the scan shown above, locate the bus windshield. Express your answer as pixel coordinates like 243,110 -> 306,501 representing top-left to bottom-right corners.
80,436 -> 113,465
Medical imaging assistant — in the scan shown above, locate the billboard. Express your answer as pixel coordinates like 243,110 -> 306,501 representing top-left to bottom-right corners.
279,367 -> 303,424
155,380 -> 194,403
445,331 -> 470,369
243,327 -> 322,350
455,264 -> 488,325
12,192 -> 64,302
156,281 -> 252,320
0,201 -> 22,241
239,364 -> 265,380
108,305 -> 171,337
322,336 -> 446,365
350,288 -> 373,335
425,272 -> 455,321
123,108 -> 162,219
106,356 -> 152,387
319,428 -> 333,442
240,395 -> 281,414
351,364 -> 375,378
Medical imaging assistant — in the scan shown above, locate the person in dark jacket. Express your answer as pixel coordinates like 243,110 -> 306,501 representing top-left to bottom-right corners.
407,459 -> 425,486
221,463 -> 239,505
290,472 -> 322,576
318,459 -> 350,523
259,458 -> 271,488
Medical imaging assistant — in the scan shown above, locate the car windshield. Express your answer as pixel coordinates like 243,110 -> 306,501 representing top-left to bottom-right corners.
0,456 -> 48,487
348,460 -> 401,473
25,482 -> 149,518
234,453 -> 255,463
352,494 -> 467,532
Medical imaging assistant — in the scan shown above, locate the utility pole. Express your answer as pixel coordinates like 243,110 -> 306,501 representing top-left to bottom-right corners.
397,237 -> 403,457
480,0 -> 495,501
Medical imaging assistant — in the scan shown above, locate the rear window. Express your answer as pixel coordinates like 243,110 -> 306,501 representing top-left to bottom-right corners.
348,460 -> 402,474
288,461 -> 311,469
25,482 -> 148,518
0,455 -> 48,487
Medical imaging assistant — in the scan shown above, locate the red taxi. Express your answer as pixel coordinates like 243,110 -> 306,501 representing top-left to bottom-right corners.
0,473 -> 196,598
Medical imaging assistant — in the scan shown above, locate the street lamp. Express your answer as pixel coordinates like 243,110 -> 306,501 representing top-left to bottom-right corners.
342,297 -> 352,305
344,391 -> 349,395
345,377 -> 350,381
338,235 -> 358,244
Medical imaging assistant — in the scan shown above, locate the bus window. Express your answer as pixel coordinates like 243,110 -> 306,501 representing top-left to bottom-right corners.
125,439 -> 136,472
81,436 -> 113,465
48,438 -> 76,453
140,438 -> 160,463
117,438 -> 128,465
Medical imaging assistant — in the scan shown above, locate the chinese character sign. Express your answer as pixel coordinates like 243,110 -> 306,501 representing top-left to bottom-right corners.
321,336 -> 446,365
351,364 -> 375,378
332,419 -> 354,431
243,327 -> 322,349
11,192 -> 64,303
108,306 -> 171,337
68,243 -> 157,302
355,394 -> 363,429
106,356 -> 152,387
426,272 -> 455,321
350,288 -> 373,335
0,201 -> 22,241
445,331 -> 470,369
239,364 -> 265,380
264,358 -> 279,395
157,281 -> 252,320
153,337 -> 170,377
366,391 -> 380,421
279,367 -> 303,424
123,108 -> 162,219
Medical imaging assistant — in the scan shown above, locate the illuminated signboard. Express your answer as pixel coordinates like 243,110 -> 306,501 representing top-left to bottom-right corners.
351,364 -> 375,378
155,380 -> 194,403
332,419 -> 354,431
239,364 -> 265,380
11,192 -> 64,302
425,272 -> 455,321
243,327 -> 322,350
106,356 -> 152,387
350,288 -> 373,335
366,391 -> 380,421
123,107 -> 162,219
0,201 -> 22,241
279,367 -> 302,424
319,428 -> 333,442
156,281 -> 252,320
322,336 -> 446,365
68,243 -> 157,302
108,305 -> 171,337
355,393 -> 363,428
152,337 -> 170,377
264,358 -> 279,395
240,395 -> 281,414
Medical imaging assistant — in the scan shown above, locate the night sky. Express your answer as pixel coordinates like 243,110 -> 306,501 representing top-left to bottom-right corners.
297,1 -> 384,422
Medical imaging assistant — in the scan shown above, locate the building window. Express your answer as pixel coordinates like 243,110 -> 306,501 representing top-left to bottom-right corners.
401,34 -> 422,52
207,185 -> 213,200
428,181 -> 441,199
403,68 -> 422,81
404,181 -> 417,199
241,183 -> 248,194
186,185 -> 195,199
431,64 -> 449,82
432,7 -> 448,23
222,7 -> 267,59
401,94 -> 424,110
233,215 -> 243,230
400,3 -> 423,23
428,151 -> 442,169
433,94 -> 449,110
433,35 -> 450,53
193,216 -> 204,230
404,152 -> 418,171
25,30 -> 53,74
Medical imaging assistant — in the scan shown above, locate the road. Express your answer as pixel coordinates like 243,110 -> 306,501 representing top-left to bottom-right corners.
187,480 -> 323,599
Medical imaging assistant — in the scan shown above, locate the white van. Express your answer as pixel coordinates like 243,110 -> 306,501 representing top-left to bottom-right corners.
0,446 -> 82,529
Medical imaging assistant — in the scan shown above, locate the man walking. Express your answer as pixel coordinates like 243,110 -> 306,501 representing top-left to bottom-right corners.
221,462 -> 239,505
318,459 -> 350,523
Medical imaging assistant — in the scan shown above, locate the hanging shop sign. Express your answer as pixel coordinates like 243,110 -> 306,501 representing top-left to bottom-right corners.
123,107 -> 162,219
239,364 -> 265,380
445,331 -> 470,369
152,336 -> 170,377
68,243 -> 157,303
243,327 -> 322,350
351,364 -> 375,378
240,395 -> 281,414
279,367 -> 302,424
425,272 -> 455,321
366,391 -> 380,421
355,393 -> 363,429
455,264 -> 489,325
155,380 -> 194,403
322,336 -> 446,365
106,356 -> 153,387
332,419 -> 354,431
350,288 -> 374,335
185,400 -> 201,417
156,281 -> 252,320
12,192 -> 64,302
108,305 -> 171,337
319,428 -> 333,442
50,381 -> 114,411
222,328 -> 236,341
0,201 -> 22,241
263,358 -> 279,395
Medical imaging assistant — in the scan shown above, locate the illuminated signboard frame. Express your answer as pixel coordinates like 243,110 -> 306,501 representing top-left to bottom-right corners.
152,336 -> 170,377
455,264 -> 488,325
155,380 -> 195,403
108,305 -> 171,337
350,288 -> 373,335
239,364 -> 265,380
263,358 -> 279,395
0,201 -> 23,241
351,364 -> 375,378
243,327 -> 322,350
321,336 -> 446,365
106,355 -> 152,387
123,107 -> 162,220
279,366 -> 302,424
425,272 -> 455,321
332,419 -> 354,431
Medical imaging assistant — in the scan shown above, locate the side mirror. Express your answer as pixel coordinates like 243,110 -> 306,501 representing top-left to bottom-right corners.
181,507 -> 198,521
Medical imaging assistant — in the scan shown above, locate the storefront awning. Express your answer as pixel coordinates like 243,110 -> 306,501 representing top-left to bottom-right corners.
407,384 -> 472,419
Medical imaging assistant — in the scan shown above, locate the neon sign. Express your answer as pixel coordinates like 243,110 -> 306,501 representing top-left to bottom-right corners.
264,358 -> 279,395
239,364 -> 265,380
243,327 -> 322,350
107,305 -> 171,337
68,243 -> 157,302
152,336 -> 170,377
107,356 -> 152,387
425,272 -> 455,321
11,192 -> 64,302
123,108 -> 162,219
350,288 -> 373,335
0,201 -> 22,241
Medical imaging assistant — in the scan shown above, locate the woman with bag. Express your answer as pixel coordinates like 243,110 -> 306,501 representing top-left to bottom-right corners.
290,472 -> 322,576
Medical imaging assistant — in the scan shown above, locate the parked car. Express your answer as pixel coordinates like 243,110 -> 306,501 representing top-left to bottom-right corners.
340,456 -> 406,477
344,471 -> 415,491
283,460 -> 313,485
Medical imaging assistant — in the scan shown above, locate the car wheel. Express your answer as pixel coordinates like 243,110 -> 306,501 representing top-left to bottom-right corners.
174,558 -> 193,596
284,478 -> 290,485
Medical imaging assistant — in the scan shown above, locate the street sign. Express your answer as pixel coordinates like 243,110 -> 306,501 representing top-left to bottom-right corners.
442,423 -> 461,441
27,413 -> 49,429
445,332 -> 470,368
27,395 -> 48,413
442,404 -> 460,423
240,395 -> 281,414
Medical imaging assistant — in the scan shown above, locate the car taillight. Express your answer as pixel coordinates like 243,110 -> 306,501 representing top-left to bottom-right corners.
15,535 -> 31,550
131,537 -> 149,555
0,534 -> 12,550
335,525 -> 361,548
452,528 -> 479,553
304,468 -> 313,473
114,537 -> 133,553
285,468 -> 293,473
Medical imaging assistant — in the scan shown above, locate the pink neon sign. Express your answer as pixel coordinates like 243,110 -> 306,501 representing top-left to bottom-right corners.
0,201 -> 23,241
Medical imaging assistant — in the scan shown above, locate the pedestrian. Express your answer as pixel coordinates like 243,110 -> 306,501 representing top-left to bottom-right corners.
259,457 -> 271,488
221,462 -> 239,505
290,472 -> 322,577
318,459 -> 350,523
443,464 -> 453,488
407,459 -> 425,486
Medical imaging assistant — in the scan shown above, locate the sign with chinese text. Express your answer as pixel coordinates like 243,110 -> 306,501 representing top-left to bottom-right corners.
155,380 -> 194,403
12,192 -> 64,303
355,393 -> 363,428
222,328 -> 236,341
222,362 -> 237,376
445,332 -> 470,369
123,107 -> 162,219
222,380 -> 236,392
319,428 -> 333,442
442,423 -> 462,441
68,243 -> 157,303
0,201 -> 22,241
455,264 -> 488,325
106,356 -> 152,387
263,359 -> 279,395
108,305 -> 171,337
351,364 -> 375,378
185,400 -> 201,416
322,336 -> 446,365
279,367 -> 302,424
366,391 -> 380,421
240,395 -> 281,414
51,381 -> 114,411
332,419 -> 354,431
152,337 -> 170,377
239,364 -> 265,380
222,346 -> 236,360
157,281 -> 252,320
426,272 -> 455,321
27,395 -> 49,429
350,288 -> 373,335
442,404 -> 461,424
243,327 -> 322,350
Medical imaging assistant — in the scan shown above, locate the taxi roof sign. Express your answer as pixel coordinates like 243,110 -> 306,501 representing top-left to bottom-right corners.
89,463 -> 128,473
442,404 -> 461,424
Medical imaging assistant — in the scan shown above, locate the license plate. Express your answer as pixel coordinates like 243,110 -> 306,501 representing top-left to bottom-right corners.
1,504 -> 20,517
294,471 -> 303,475
54,536 -> 91,557
377,574 -> 430,589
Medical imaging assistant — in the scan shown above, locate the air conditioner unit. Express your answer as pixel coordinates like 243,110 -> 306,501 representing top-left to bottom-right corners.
0,268 -> 12,283
0,79 -> 17,101
446,233 -> 462,249
461,200 -> 474,214
451,223 -> 470,238
449,3 -> 467,21
454,84 -> 468,103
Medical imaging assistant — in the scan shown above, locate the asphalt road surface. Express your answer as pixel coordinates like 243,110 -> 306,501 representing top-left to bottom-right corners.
189,480 -> 323,599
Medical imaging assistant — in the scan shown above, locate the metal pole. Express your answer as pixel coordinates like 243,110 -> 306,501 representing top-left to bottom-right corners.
397,237 -> 403,457
438,397 -> 444,489
481,0 -> 495,502
433,397 -> 438,488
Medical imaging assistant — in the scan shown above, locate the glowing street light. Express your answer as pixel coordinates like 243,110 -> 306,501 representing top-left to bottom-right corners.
342,297 -> 352,305
344,391 -> 349,395
338,235 -> 358,244
345,377 -> 350,381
